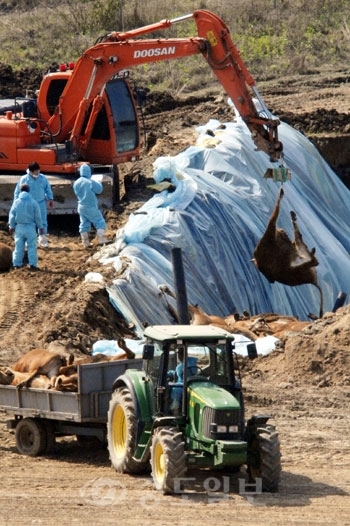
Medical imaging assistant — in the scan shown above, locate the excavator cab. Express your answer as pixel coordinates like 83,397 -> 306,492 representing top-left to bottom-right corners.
86,77 -> 140,164
36,70 -> 141,166
0,71 -> 141,215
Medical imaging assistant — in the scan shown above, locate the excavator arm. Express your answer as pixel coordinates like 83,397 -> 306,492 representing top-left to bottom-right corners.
46,9 -> 283,162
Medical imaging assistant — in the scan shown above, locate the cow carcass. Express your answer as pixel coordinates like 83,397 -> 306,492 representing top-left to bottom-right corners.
51,373 -> 78,392
252,188 -> 323,318
11,349 -> 72,389
159,285 -> 261,341
0,242 -> 12,271
0,367 -> 53,389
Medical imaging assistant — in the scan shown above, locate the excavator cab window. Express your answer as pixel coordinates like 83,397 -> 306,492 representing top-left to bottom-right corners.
46,79 -> 68,116
105,79 -> 139,153
90,105 -> 110,140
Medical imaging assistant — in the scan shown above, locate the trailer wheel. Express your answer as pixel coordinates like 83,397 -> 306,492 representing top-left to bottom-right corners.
151,426 -> 187,494
107,387 -> 149,474
247,424 -> 281,492
15,418 -> 48,457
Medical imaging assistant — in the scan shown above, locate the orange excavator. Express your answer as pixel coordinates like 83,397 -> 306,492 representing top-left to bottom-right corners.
0,10 -> 284,215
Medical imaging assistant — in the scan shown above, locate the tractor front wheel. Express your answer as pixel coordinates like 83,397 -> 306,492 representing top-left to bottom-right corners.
247,423 -> 281,492
151,426 -> 187,494
107,387 -> 149,474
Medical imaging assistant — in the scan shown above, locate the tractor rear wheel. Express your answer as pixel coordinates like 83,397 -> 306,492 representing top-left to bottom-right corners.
107,387 -> 149,474
15,418 -> 48,457
247,424 -> 281,492
151,426 -> 187,494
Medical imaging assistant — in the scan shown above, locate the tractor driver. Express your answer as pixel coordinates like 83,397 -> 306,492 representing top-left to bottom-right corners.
168,347 -> 198,415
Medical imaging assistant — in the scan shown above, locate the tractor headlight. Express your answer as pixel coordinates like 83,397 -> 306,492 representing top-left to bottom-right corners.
228,425 -> 239,433
204,408 -> 242,439
217,425 -> 227,433
210,424 -> 238,434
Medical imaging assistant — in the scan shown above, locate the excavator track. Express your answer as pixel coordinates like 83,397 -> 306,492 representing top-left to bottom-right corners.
0,173 -> 114,217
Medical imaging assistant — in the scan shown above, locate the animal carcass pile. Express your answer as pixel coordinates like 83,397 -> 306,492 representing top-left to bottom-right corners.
159,285 -> 311,342
0,342 -> 136,392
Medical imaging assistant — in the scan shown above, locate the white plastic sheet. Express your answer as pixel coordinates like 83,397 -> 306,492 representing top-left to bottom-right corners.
92,338 -> 145,357
98,106 -> 350,338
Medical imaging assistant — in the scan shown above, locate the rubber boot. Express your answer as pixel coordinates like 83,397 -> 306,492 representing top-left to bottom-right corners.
81,232 -> 91,248
96,229 -> 108,245
38,234 -> 49,248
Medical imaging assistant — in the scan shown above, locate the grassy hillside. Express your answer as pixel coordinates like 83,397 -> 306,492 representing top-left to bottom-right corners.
0,0 -> 349,94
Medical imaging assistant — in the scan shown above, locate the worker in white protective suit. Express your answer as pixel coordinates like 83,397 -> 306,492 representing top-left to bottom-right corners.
14,161 -> 53,248
9,184 -> 43,269
73,163 -> 108,248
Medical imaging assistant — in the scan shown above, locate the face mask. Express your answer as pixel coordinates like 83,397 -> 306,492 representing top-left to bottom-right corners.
31,172 -> 39,179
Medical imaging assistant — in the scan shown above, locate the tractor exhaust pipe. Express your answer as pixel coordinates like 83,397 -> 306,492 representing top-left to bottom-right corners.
170,247 -> 190,325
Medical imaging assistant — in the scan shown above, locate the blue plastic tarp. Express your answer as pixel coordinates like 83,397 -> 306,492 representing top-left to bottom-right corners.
98,105 -> 350,338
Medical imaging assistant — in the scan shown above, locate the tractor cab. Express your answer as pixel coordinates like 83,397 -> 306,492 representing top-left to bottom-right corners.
142,325 -> 244,419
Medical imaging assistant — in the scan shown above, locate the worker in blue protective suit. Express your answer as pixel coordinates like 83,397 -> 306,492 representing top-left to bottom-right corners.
168,347 -> 198,415
14,161 -> 53,248
9,184 -> 43,270
73,163 -> 108,248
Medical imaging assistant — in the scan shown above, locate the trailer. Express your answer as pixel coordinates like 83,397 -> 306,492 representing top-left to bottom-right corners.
0,358 -> 142,456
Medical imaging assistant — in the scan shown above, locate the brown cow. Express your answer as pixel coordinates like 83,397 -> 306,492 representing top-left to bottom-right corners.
52,373 -> 78,392
115,338 -> 136,360
159,286 -> 313,341
159,285 -> 258,340
224,314 -> 267,341
243,312 -> 311,339
58,341 -> 136,377
12,349 -> 72,389
0,367 -> 53,389
159,285 -> 229,327
0,242 -> 12,271
58,353 -> 111,376
252,188 -> 323,318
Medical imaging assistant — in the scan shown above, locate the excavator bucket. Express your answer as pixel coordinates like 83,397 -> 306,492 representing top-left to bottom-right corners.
263,166 -> 291,182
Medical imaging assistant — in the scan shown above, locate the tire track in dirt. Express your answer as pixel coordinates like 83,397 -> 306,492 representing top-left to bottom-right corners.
0,276 -> 27,332
0,274 -> 44,361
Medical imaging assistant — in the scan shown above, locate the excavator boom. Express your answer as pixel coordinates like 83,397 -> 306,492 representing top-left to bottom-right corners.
47,9 -> 282,162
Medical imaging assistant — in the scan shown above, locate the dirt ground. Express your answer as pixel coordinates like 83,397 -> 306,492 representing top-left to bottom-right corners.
0,67 -> 349,525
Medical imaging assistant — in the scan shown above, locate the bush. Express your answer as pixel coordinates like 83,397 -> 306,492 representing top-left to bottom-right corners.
0,0 -> 349,92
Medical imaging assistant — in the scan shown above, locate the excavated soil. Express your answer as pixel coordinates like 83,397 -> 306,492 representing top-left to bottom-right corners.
0,65 -> 349,525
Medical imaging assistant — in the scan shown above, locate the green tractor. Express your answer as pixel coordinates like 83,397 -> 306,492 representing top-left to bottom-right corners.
107,324 -> 281,494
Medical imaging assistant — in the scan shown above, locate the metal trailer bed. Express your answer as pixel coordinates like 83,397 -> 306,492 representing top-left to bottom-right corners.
0,358 -> 143,453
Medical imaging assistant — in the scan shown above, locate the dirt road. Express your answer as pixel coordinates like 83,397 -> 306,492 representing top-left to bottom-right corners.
0,379 -> 349,525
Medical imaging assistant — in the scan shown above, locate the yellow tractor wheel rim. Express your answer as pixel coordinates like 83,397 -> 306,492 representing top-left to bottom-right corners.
112,405 -> 126,458
154,442 -> 165,482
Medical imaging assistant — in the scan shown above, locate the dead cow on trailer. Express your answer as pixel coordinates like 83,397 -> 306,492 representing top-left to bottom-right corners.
11,349 -> 72,389
0,368 -> 53,389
